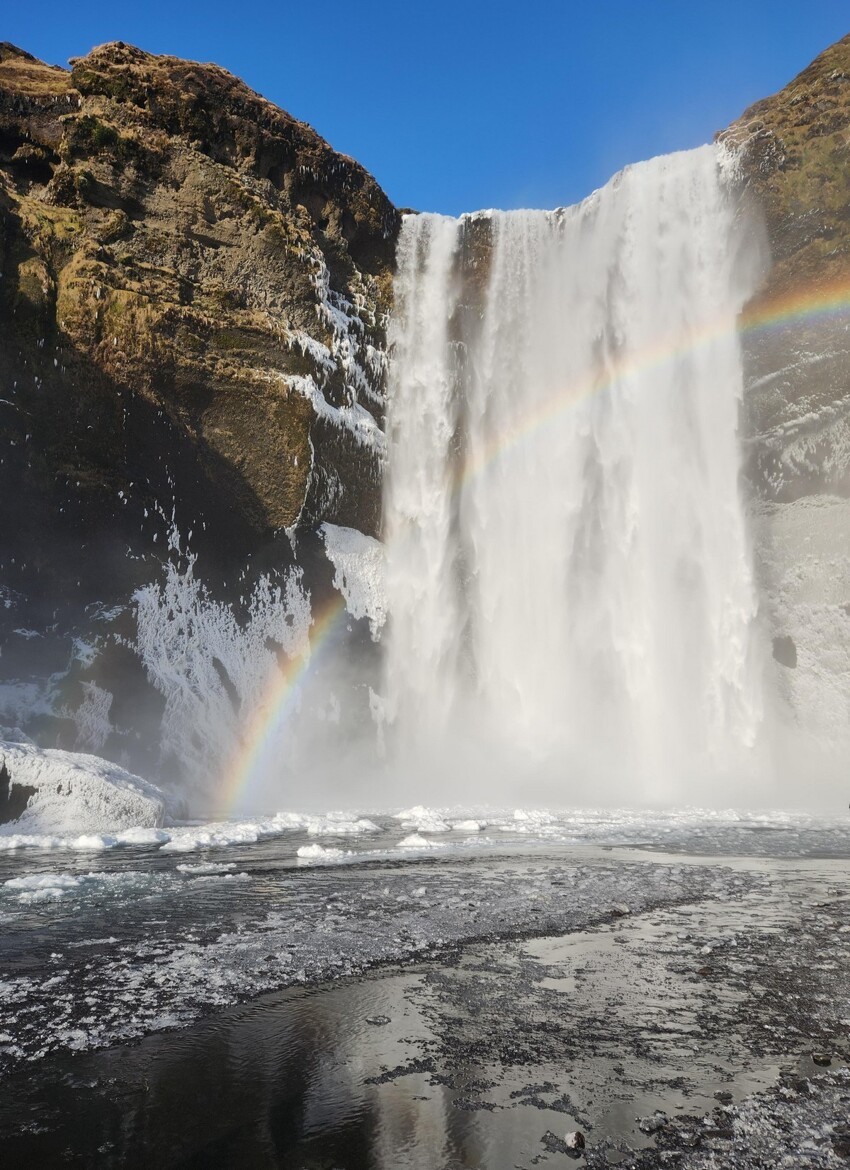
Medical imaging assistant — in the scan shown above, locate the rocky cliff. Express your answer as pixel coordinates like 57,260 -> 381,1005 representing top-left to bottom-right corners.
0,42 -> 397,573
0,42 -> 397,777
721,35 -> 850,774
722,33 -> 850,501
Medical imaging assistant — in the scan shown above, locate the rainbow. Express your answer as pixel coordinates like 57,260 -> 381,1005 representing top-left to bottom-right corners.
218,272 -> 850,814
215,593 -> 348,818
451,273 -> 850,493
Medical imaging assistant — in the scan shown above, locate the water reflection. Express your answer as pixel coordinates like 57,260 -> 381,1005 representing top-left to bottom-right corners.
2,868 -> 847,1168
1,968 -> 546,1169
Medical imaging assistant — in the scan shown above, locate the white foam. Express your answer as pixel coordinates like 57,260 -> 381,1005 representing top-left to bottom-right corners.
1,804 -> 839,862
176,862 -> 237,875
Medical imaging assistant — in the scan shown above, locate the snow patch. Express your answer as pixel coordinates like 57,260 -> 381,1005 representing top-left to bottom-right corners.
282,373 -> 386,454
320,523 -> 386,637
133,551 -> 312,797
0,742 -> 166,835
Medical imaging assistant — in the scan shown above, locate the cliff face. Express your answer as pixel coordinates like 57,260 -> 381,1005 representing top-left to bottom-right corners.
0,41 -> 397,582
4,35 -> 850,792
0,42 -> 397,776
721,34 -> 850,500
722,37 -> 850,770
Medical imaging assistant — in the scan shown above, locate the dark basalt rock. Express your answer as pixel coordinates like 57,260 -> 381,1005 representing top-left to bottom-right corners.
541,1128 -> 585,1157
772,634 -> 798,668
0,761 -> 35,824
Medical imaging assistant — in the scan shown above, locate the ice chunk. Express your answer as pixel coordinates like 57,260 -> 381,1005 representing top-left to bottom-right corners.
397,833 -> 446,849
2,869 -> 151,904
115,827 -> 172,847
395,806 -> 451,833
296,844 -> 345,863
4,873 -> 83,900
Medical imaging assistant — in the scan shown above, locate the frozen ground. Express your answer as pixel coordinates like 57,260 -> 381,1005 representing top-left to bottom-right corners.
0,806 -> 849,1166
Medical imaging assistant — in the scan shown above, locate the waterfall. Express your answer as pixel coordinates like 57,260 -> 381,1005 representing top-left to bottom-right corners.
383,145 -> 768,804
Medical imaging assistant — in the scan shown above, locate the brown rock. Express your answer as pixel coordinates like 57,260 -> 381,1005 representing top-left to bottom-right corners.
0,40 -> 399,613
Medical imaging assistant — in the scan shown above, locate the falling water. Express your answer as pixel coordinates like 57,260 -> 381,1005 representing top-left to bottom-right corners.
383,145 -> 768,803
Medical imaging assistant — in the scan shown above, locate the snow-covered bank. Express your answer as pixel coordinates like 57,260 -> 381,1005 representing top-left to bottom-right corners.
0,741 -> 167,835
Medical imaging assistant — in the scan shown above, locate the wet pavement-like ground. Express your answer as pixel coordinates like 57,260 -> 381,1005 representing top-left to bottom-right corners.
1,832 -> 849,1167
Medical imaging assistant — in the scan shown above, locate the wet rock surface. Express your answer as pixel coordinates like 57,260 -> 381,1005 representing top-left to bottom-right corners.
720,34 -> 850,770
594,1068 -> 850,1169
723,32 -> 850,504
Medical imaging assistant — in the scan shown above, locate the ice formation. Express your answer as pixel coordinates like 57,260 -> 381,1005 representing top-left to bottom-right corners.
133,552 -> 312,798
320,523 -> 386,637
0,741 -> 166,834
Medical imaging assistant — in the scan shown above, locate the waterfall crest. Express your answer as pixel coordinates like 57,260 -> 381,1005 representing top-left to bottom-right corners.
383,145 -> 768,803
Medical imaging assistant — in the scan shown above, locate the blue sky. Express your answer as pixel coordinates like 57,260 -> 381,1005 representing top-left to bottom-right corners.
6,2 -> 849,215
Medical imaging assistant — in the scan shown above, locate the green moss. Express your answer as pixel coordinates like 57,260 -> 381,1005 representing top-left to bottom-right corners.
212,329 -> 242,351
70,66 -> 135,104
106,297 -> 126,317
177,328 -> 205,354
63,116 -> 141,167
15,268 -> 48,307
75,169 -> 95,199
722,37 -> 850,268
207,286 -> 240,310
100,210 -> 131,244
